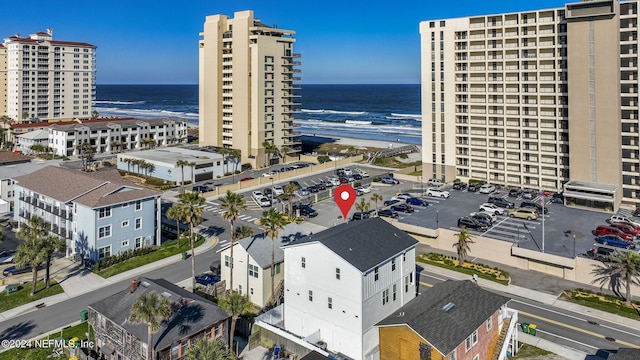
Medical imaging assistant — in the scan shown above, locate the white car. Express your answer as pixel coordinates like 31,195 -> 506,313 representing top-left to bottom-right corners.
272,185 -> 284,195
252,190 -> 263,199
328,177 -> 341,186
478,203 -> 505,216
262,171 -> 277,177
479,184 -> 496,194
255,197 -> 272,207
355,168 -> 370,177
427,178 -> 443,187
607,214 -> 640,227
426,188 -> 450,198
357,185 -> 371,194
392,193 -> 412,201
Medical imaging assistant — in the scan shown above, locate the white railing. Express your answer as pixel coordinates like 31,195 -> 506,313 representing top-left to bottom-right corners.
497,309 -> 519,360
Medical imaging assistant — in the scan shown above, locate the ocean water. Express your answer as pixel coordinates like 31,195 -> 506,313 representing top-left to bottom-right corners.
95,84 -> 422,145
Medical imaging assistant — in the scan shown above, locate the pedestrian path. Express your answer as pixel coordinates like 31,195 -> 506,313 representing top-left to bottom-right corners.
202,200 -> 260,223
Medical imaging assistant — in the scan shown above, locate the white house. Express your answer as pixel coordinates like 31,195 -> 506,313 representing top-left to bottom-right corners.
14,129 -> 49,155
219,223 -> 307,307
282,218 -> 418,360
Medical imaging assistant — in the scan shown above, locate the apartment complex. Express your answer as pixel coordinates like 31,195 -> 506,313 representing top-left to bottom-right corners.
199,10 -> 301,169
421,0 -> 640,211
0,29 -> 96,122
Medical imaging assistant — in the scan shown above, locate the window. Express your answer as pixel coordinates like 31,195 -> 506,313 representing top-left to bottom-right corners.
135,200 -> 142,211
121,220 -> 129,228
135,218 -> 142,230
472,355 -> 479,360
250,288 -> 254,295
238,284 -> 242,295
328,297 -> 333,309
224,255 -> 231,267
248,264 -> 259,278
98,245 -> 111,259
308,290 -> 313,302
121,240 -> 129,247
393,284 -> 397,301
405,276 -> 409,292
98,207 -> 111,219
449,349 -> 457,360
465,330 -> 478,351
122,202 -> 130,208
135,236 -> 143,249
274,263 -> 281,274
392,258 -> 396,271
301,257 -> 306,268
98,225 -> 111,239
382,289 -> 389,305
374,267 -> 379,281
336,268 -> 341,280
487,318 -> 492,330
403,252 -> 406,262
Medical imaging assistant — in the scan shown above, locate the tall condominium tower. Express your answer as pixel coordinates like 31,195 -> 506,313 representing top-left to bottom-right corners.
199,10 -> 301,169
420,0 -> 640,211
1,29 -> 97,122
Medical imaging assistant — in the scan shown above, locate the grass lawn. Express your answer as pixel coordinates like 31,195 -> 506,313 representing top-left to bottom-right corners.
96,236 -> 205,278
372,157 -> 422,169
0,321 -> 94,360
561,289 -> 640,320
0,281 -> 64,313
417,253 -> 511,285
511,343 -> 552,359
408,170 -> 422,176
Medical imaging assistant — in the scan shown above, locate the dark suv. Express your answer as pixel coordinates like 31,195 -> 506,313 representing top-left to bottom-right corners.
520,201 -> 548,214
488,197 -> 515,209
352,211 -> 373,221
457,217 -> 488,231
294,204 -> 318,218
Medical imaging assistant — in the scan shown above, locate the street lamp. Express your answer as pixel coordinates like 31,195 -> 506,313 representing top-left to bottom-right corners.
572,233 -> 576,258
436,209 -> 439,229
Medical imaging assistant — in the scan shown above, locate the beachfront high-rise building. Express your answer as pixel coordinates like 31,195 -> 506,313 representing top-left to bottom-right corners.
420,0 -> 640,211
0,29 -> 97,123
199,10 -> 301,169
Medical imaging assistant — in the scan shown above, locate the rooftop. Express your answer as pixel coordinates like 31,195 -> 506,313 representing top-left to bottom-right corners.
118,147 -> 223,166
15,129 -> 49,140
228,223 -> 308,268
50,117 -> 185,133
0,151 -> 32,166
0,159 -> 62,180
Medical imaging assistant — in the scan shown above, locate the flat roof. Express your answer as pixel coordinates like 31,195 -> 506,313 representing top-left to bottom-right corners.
118,147 -> 223,167
564,180 -> 618,194
1,159 -> 63,180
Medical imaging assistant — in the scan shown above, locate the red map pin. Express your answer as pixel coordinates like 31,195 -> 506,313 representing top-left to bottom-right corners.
334,184 -> 357,220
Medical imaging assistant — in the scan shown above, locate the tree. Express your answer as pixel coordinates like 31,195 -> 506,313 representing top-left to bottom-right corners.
185,338 -> 235,360
166,205 -> 185,248
371,193 -> 383,216
178,192 -> 205,291
41,235 -> 65,288
280,146 -> 291,164
591,251 -> 640,306
30,143 -> 45,157
15,217 -> 48,296
91,110 -> 100,120
259,209 -> 286,297
453,228 -> 475,266
123,157 -> 133,173
219,292 -> 253,353
278,183 -> 298,216
219,148 -> 230,174
233,226 -> 254,241
355,198 -> 370,214
76,142 -> 96,171
129,291 -> 172,360
219,191 -> 247,292
262,141 -> 276,168
176,160 -> 190,193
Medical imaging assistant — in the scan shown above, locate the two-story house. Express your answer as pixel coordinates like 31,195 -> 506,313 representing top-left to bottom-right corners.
89,277 -> 231,360
0,151 -> 33,211
376,280 -> 519,360
282,217 -> 418,360
13,166 -> 161,261
219,223 -> 307,307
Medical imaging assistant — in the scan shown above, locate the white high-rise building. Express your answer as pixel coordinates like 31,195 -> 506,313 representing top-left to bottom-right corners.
1,29 -> 97,122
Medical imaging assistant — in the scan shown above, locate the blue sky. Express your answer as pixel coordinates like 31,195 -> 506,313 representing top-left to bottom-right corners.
2,0 -> 568,84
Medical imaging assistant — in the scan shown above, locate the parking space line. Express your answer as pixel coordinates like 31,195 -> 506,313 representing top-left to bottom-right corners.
484,227 -> 528,239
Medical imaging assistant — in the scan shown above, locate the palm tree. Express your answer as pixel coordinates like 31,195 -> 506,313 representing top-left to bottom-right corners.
185,338 -> 235,360
166,204 -> 185,248
591,251 -> 640,306
123,157 -> 132,173
453,228 -> 475,266
371,193 -> 383,216
259,208 -> 286,297
219,191 -> 247,292
15,217 -> 48,296
219,292 -> 253,353
355,198 -> 370,215
176,160 -> 189,193
219,148 -> 229,174
280,146 -> 291,164
229,149 -> 241,175
129,291 -> 172,360
278,183 -> 298,216
178,192 -> 205,291
42,235 -> 65,288
262,141 -> 276,168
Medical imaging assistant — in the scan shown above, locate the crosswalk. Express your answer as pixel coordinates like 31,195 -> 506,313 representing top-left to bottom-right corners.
454,210 -> 553,244
200,200 -> 260,223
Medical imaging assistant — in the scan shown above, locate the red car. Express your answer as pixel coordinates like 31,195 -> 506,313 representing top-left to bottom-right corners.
609,222 -> 640,238
592,225 -> 634,241
240,177 -> 254,182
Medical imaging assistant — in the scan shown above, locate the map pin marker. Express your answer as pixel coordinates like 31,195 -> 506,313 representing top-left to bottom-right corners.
334,184 -> 357,220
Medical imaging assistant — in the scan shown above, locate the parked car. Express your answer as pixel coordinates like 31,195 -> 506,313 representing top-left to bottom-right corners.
479,184 -> 496,194
384,199 -> 401,207
391,204 -> 415,213
354,168 -> 370,177
328,178 -> 341,186
316,183 -> 327,191
427,178 -> 443,187
308,185 -> 319,193
298,188 -> 310,196
0,250 -> 15,264
392,193 -> 412,201
352,211 -> 373,221
457,217 -> 488,231
592,225 -> 634,241
355,188 -> 364,196
3,263 -> 43,277
357,185 -> 371,194
353,173 -> 363,180
195,273 -> 221,286
378,209 -> 399,218
406,197 -> 428,207
426,188 -> 450,198
520,201 -> 549,214
252,190 -> 264,199
488,196 -> 515,209
521,189 -> 537,200
550,192 -> 564,204
339,177 -> 349,184
596,235 -> 636,250
240,177 -> 254,182
609,222 -> 640,237
452,182 -> 467,190
324,179 -> 335,187
471,212 -> 494,226
508,188 -> 522,197
479,203 -> 505,215
607,215 -> 640,227
634,207 -> 640,217
586,247 -> 615,262
272,185 -> 284,195
471,211 -> 497,223
467,183 -> 482,192
289,181 -> 302,190
508,208 -> 538,220
381,176 -> 400,185
262,171 -> 277,177
295,204 -> 318,217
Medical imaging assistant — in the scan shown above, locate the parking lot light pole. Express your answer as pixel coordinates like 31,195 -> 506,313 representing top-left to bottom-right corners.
573,233 -> 576,258
436,209 -> 439,229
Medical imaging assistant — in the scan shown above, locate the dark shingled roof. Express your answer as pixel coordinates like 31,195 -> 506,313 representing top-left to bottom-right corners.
89,278 -> 230,351
300,351 -> 332,360
0,151 -> 32,165
285,217 -> 417,272
376,280 -> 510,355
608,348 -> 640,360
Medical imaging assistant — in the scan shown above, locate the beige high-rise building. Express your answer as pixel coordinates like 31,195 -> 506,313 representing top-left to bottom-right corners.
0,29 -> 97,123
199,10 -> 301,169
420,0 -> 640,211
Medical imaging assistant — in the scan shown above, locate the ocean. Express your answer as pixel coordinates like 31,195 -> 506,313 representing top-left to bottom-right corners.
95,84 -> 422,145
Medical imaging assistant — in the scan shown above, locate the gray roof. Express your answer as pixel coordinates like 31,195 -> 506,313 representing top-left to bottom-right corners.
15,129 -> 49,140
376,280 -> 510,355
50,117 -> 185,133
1,159 -> 62,180
235,223 -> 307,268
285,217 -> 418,272
89,278 -> 230,351
118,147 -> 223,167
608,349 -> 640,360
